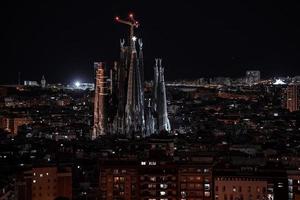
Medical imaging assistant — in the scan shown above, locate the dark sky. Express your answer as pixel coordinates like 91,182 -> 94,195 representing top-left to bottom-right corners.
2,1 -> 300,84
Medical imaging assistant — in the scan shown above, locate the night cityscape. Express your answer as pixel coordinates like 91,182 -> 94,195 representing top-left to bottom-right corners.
1,1 -> 300,200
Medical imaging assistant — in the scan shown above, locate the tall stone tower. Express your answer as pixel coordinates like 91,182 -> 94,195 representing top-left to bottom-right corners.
41,75 -> 46,88
92,62 -> 107,139
115,14 -> 145,137
157,59 -> 171,132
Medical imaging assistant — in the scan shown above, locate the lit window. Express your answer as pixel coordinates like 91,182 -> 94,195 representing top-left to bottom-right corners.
160,184 -> 167,189
205,183 -> 210,190
204,168 -> 210,173
46,173 -> 49,176
40,174 -> 43,177
148,184 -> 156,189
204,191 -> 210,197
141,161 -> 146,166
114,177 -> 119,182
160,191 -> 166,196
33,180 -> 36,183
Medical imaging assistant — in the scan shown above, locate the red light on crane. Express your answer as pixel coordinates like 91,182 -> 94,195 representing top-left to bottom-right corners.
129,13 -> 134,18
115,16 -> 119,21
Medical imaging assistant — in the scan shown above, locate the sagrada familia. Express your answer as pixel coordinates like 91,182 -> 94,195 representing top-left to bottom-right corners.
92,14 -> 170,139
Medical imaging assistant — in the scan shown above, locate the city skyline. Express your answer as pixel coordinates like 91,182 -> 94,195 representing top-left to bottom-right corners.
1,2 -> 300,200
2,1 -> 300,84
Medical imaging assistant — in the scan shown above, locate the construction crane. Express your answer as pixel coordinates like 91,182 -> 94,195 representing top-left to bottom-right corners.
115,13 -> 139,49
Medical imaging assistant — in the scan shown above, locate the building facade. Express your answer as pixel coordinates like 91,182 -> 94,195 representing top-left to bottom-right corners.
286,84 -> 300,112
246,70 -> 261,85
0,116 -> 32,135
16,166 -> 72,200
99,160 -> 213,200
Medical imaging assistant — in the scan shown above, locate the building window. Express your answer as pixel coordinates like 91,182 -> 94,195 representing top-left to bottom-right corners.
233,186 -> 236,192
148,184 -> 156,189
204,191 -> 210,197
160,191 -> 166,196
204,183 -> 210,190
114,177 -> 119,183
204,168 -> 209,173
181,191 -> 187,198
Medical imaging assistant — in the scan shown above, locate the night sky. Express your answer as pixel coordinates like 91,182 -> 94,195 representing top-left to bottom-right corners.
2,1 -> 300,84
